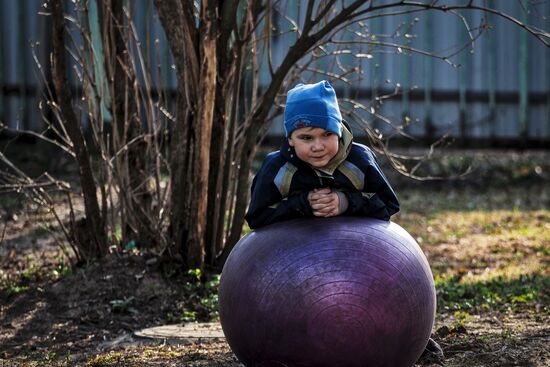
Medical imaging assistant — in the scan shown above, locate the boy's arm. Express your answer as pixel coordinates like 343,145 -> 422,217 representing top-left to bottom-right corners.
245,160 -> 314,229
343,152 -> 400,221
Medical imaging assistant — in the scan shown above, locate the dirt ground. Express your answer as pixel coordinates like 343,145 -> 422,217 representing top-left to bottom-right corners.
1,149 -> 549,366
1,202 -> 548,367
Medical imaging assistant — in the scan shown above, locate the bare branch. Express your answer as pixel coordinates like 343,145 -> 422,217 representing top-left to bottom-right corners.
378,1 -> 550,46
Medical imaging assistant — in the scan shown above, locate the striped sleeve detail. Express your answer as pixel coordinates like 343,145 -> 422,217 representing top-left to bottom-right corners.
273,163 -> 297,197
338,161 -> 365,191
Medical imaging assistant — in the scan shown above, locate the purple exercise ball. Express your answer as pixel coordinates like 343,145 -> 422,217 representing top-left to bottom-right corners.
219,217 -> 436,367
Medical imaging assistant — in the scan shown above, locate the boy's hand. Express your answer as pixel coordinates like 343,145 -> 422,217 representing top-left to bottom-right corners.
308,188 -> 340,217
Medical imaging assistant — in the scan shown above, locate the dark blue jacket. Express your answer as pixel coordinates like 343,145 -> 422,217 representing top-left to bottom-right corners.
245,135 -> 399,229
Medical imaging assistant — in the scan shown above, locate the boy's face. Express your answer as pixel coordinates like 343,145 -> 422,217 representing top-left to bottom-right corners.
288,127 -> 339,168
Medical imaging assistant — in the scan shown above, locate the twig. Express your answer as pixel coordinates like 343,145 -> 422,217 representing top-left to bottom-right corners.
0,220 -> 7,248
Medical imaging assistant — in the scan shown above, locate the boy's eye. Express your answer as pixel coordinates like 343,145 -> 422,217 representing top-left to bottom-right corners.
324,132 -> 334,137
298,135 -> 312,140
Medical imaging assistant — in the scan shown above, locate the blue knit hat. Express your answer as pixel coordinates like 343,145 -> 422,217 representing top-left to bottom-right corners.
284,80 -> 343,137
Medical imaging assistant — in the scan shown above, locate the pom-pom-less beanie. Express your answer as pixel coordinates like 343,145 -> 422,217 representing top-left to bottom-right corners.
284,80 -> 343,137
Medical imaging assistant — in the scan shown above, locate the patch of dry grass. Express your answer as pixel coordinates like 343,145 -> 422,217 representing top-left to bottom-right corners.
396,185 -> 549,282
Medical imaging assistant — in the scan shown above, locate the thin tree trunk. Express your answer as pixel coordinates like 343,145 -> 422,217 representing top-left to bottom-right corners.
206,2 -> 248,264
168,82 -> 192,264
217,140 -> 255,267
187,1 -> 217,268
205,87 -> 226,265
51,0 -> 106,258
156,0 -> 217,269
155,0 -> 197,265
215,54 -> 244,258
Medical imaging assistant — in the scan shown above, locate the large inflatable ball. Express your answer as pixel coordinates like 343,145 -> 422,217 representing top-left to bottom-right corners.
219,217 -> 436,367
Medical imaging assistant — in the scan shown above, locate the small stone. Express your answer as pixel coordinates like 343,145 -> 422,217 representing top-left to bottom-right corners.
436,325 -> 451,338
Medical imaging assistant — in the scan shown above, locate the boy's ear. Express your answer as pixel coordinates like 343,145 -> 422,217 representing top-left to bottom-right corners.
288,136 -> 295,147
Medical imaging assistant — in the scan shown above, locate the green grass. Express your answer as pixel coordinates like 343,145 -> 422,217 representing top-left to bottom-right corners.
435,273 -> 549,313
4,284 -> 30,296
169,268 -> 221,323
0,254 -> 72,297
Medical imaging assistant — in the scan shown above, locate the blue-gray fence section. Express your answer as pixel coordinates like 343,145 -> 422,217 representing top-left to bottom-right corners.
0,0 -> 549,143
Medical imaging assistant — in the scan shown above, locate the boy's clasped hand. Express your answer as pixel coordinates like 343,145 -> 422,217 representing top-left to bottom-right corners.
307,188 -> 342,217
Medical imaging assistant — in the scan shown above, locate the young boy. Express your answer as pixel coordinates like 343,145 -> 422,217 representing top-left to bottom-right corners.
245,80 -> 444,363
245,80 -> 399,229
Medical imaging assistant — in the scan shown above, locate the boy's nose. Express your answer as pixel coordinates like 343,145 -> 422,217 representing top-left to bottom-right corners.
311,141 -> 323,151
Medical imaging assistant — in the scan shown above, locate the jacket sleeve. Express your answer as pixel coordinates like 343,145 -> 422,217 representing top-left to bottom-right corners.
245,158 -> 314,229
343,150 -> 400,221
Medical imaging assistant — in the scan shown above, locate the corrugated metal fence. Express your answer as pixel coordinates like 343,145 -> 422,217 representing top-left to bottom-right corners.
1,0 -> 549,145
